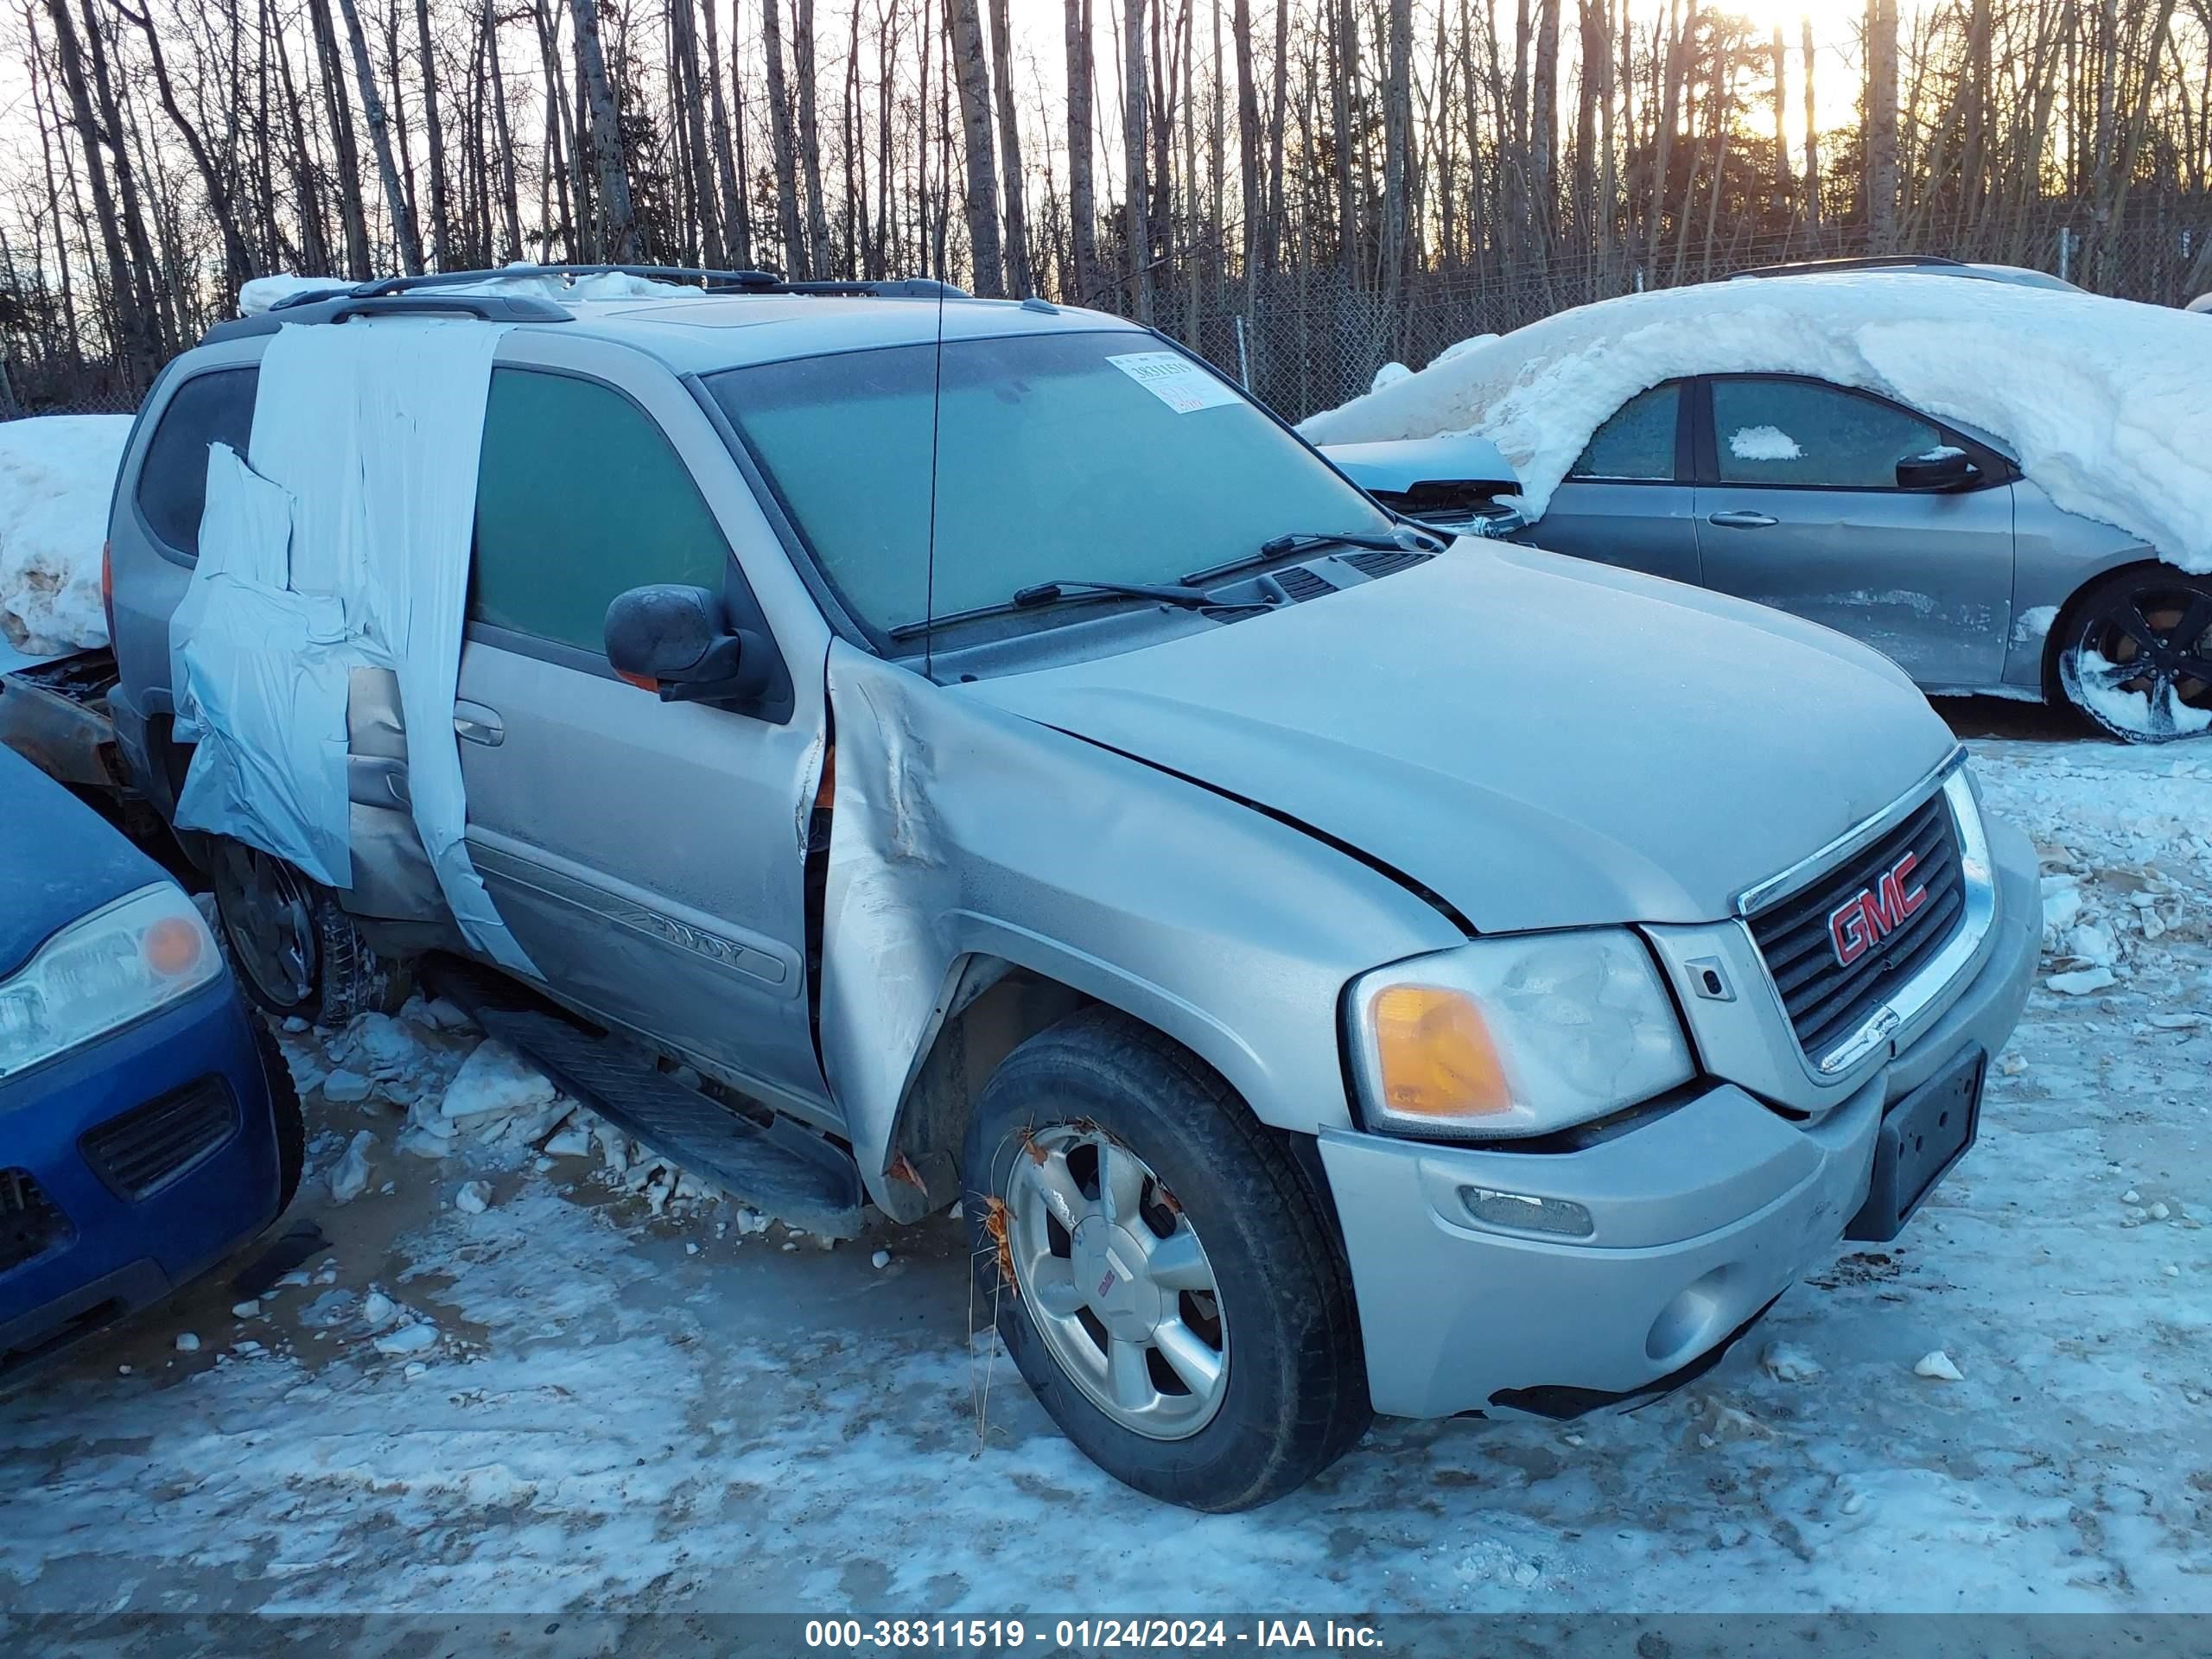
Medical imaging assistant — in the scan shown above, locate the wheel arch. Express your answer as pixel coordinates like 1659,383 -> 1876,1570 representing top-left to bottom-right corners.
871,937 -> 1287,1224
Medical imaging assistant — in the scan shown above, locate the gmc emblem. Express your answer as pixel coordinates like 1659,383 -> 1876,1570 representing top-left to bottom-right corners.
1827,851 -> 1928,968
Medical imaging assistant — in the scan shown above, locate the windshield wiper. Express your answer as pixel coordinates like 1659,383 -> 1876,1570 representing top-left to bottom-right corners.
885,576 -> 1257,642
1009,577 -> 1233,610
1181,526 -> 1443,586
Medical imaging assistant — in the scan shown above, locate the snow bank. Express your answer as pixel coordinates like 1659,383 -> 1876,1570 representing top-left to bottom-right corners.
0,415 -> 130,653
1300,275 -> 2212,573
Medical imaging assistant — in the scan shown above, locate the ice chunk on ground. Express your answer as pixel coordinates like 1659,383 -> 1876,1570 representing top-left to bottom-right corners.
1299,275 -> 2212,572
1761,1342 -> 1825,1382
0,416 -> 132,652
454,1179 -> 493,1215
174,1332 -> 200,1354
543,1118 -> 594,1159
231,1300 -> 260,1319
372,1322 -> 438,1357
2068,923 -> 2117,966
327,1131 -> 377,1205
322,1070 -> 372,1104
1914,1350 -> 1965,1382
361,1290 -> 395,1325
872,1249 -> 893,1269
2048,967 -> 2116,995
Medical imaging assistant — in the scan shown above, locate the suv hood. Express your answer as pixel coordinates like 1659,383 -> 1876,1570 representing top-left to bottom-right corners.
962,543 -> 1957,932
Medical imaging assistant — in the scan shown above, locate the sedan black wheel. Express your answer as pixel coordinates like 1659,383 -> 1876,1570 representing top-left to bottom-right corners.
2058,571 -> 2212,743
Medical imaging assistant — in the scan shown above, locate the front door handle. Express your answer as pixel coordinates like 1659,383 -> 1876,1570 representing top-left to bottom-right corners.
454,702 -> 505,747
1707,510 -> 1780,530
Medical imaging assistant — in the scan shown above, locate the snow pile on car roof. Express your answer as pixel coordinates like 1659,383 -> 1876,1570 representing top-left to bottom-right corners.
1299,275 -> 2212,574
238,267 -> 689,317
0,414 -> 131,654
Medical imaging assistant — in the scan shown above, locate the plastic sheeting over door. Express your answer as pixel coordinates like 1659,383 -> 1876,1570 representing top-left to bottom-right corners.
170,317 -> 535,974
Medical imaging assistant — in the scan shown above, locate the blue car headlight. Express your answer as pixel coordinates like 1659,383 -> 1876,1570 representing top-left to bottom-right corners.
0,884 -> 226,1081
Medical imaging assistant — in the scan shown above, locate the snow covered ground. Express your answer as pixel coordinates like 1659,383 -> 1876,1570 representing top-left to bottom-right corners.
0,416 -> 131,655
3,707 -> 2208,1618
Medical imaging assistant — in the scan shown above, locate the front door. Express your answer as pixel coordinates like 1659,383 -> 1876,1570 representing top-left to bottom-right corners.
1692,375 -> 2016,688
452,343 -> 831,1112
1520,381 -> 1701,586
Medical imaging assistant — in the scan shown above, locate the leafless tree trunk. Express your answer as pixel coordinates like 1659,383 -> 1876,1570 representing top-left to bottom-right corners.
988,0 -> 1029,292
1065,0 -> 1097,301
335,0 -> 425,271
1868,0 -> 1900,249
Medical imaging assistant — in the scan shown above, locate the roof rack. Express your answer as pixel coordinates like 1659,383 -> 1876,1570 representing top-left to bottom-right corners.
268,264 -> 967,312
1730,254 -> 1970,281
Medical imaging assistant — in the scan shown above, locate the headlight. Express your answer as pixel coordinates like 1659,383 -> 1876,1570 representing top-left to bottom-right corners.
0,884 -> 226,1081
1346,930 -> 1694,1139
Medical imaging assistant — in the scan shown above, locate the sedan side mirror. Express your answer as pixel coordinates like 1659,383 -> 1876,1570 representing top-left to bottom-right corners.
1896,448 -> 1980,491
605,584 -> 769,704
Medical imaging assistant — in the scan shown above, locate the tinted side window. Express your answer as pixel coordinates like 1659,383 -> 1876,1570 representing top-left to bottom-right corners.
1712,378 -> 1942,488
472,370 -> 732,654
1568,384 -> 1680,480
136,367 -> 258,556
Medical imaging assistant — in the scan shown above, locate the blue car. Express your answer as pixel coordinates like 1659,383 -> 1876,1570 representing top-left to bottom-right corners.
0,743 -> 302,1375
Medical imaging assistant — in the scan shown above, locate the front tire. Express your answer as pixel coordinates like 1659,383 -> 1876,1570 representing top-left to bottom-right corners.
2056,568 -> 2212,743
962,1007 -> 1370,1510
207,839 -> 410,1027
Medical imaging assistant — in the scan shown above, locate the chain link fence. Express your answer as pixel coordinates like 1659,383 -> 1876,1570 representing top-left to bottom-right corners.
1160,209 -> 2211,423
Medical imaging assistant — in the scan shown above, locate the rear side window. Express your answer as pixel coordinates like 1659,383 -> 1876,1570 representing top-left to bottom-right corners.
470,370 -> 732,655
1568,384 -> 1680,481
1711,378 -> 1943,488
135,367 -> 258,556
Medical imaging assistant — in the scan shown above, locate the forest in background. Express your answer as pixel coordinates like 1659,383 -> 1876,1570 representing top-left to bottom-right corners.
3,0 -> 2209,413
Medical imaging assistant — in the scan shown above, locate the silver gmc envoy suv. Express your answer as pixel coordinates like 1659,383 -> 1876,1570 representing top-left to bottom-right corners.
104,270 -> 2040,1510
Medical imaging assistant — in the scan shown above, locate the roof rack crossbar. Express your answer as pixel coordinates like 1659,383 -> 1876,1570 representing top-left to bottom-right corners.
269,264 -> 967,312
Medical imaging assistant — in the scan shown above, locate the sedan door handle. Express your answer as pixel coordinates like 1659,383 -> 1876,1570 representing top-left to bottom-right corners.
1707,510 -> 1780,530
453,702 -> 505,747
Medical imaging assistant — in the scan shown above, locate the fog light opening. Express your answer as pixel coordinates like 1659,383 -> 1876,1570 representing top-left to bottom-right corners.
1646,1267 -> 1736,1363
1458,1185 -> 1595,1239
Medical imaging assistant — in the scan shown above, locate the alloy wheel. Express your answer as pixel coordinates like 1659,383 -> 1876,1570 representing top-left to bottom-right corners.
1003,1125 -> 1229,1440
210,843 -> 317,1009
2074,587 -> 2212,739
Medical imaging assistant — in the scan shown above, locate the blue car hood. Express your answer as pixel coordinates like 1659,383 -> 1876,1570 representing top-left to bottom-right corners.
0,744 -> 166,980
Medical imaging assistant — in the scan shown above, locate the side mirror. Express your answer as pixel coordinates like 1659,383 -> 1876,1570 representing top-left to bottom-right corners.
604,584 -> 768,704
1896,448 -> 1979,491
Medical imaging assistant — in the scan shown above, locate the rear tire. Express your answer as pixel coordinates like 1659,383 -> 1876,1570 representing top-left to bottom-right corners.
2056,567 -> 2212,743
962,1007 -> 1370,1510
207,839 -> 410,1027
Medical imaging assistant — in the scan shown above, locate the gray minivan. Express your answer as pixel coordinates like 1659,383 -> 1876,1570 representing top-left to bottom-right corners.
103,269 -> 2040,1510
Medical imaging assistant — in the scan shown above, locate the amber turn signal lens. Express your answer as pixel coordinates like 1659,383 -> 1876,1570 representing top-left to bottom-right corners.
1368,984 -> 1511,1118
143,914 -> 207,979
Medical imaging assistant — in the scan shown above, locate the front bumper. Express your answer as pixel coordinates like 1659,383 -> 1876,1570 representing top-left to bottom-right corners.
1321,817 -> 2039,1421
0,979 -> 286,1374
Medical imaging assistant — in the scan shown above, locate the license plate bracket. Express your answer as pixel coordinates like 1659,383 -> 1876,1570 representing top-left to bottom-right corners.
1845,1046 -> 1985,1243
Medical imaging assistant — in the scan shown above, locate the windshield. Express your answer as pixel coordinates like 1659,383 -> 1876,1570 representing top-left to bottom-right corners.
705,330 -> 1393,637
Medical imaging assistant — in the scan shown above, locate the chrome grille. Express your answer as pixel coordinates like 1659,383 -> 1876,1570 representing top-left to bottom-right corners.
1748,791 -> 1967,1065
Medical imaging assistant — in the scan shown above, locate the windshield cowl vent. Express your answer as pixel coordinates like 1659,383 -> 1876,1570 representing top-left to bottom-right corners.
1340,547 -> 1435,580
1270,566 -> 1338,604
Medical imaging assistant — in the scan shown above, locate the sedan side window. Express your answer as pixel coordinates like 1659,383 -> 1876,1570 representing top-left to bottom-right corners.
471,369 -> 733,654
1711,378 -> 1943,489
1567,384 -> 1681,481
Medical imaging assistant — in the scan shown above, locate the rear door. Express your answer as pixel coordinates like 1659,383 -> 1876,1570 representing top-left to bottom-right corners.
1692,375 -> 2015,687
454,334 -> 833,1116
1519,381 -> 1701,585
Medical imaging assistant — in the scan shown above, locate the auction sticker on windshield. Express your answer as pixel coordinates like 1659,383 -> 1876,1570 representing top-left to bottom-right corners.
1108,351 -> 1243,414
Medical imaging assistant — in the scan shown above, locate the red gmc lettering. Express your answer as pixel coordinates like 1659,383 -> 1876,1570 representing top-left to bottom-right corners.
1827,851 -> 1928,968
